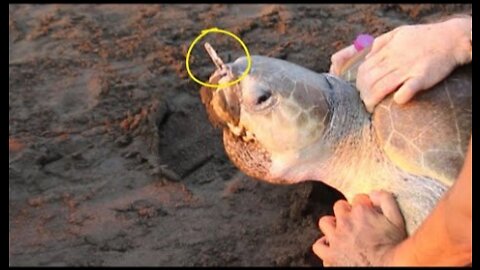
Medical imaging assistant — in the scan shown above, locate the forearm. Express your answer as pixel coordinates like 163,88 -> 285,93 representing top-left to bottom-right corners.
389,138 -> 472,266
391,200 -> 471,266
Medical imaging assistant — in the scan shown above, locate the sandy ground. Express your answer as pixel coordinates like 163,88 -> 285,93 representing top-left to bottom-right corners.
9,4 -> 471,266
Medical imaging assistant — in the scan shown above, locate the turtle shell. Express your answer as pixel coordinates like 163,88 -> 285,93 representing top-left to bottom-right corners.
340,50 -> 472,187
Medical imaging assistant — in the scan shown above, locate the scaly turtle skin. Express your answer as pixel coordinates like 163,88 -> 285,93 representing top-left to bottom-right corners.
200,46 -> 471,234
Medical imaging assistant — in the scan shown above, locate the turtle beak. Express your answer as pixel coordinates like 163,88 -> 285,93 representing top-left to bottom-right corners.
200,68 -> 241,128
211,84 -> 241,126
200,42 -> 241,128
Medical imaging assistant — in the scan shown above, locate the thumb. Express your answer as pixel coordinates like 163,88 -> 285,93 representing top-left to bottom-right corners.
369,190 -> 406,230
393,77 -> 424,104
330,45 -> 357,75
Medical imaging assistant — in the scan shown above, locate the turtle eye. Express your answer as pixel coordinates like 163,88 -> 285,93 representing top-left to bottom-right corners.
242,79 -> 277,111
256,92 -> 272,105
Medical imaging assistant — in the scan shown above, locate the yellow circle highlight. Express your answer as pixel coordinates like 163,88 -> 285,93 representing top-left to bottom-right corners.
185,27 -> 252,88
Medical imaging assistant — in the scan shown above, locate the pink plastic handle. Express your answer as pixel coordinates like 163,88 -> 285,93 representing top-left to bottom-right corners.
354,34 -> 374,51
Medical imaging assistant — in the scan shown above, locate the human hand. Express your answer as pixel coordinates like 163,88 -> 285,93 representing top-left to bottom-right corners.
312,190 -> 407,266
330,16 -> 472,113
357,17 -> 471,112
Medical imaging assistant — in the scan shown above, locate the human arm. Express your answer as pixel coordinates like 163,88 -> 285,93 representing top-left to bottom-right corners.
386,137 -> 472,266
312,137 -> 472,266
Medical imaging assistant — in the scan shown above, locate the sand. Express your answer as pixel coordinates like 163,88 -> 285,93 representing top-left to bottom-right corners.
9,4 -> 471,266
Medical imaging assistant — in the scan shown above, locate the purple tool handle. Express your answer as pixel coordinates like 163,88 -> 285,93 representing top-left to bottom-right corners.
354,34 -> 374,51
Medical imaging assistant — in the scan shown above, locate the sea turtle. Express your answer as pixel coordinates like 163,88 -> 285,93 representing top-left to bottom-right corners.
199,43 -> 472,234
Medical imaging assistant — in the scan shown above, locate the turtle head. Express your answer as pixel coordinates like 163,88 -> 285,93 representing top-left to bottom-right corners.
201,49 -> 344,184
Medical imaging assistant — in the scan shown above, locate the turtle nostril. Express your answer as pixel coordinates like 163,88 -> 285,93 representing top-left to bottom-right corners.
257,92 -> 272,105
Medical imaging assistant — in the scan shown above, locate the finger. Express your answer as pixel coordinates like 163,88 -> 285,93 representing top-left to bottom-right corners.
351,193 -> 373,207
330,45 -> 357,75
366,68 -> 407,110
370,190 -> 406,229
393,77 -> 424,104
356,55 -> 389,107
359,50 -> 387,78
319,215 -> 336,236
312,236 -> 332,261
330,48 -> 348,75
366,30 -> 395,58
333,199 -> 351,218
331,45 -> 357,64
329,63 -> 341,76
